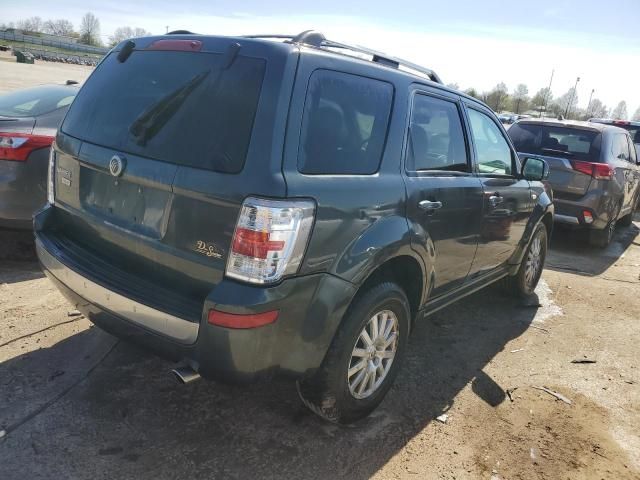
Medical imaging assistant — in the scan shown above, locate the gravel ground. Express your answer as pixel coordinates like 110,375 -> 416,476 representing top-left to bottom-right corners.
0,216 -> 639,479
0,51 -> 93,93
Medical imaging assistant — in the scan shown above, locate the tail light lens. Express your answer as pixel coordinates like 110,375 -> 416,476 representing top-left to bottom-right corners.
226,197 -> 315,284
0,133 -> 54,161
570,160 -> 613,180
47,145 -> 56,204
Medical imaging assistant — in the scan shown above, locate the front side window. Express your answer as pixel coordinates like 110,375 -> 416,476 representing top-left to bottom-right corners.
611,133 -> 630,162
407,94 -> 468,172
468,108 -> 513,175
298,70 -> 393,175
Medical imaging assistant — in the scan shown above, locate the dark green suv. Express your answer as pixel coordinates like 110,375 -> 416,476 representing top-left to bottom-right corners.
35,31 -> 553,423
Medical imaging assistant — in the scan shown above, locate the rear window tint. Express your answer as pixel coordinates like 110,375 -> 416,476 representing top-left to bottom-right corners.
509,123 -> 601,162
298,70 -> 393,175
62,51 -> 266,173
0,85 -> 77,117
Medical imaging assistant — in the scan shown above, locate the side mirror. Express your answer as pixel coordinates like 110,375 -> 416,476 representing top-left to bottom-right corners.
521,156 -> 549,181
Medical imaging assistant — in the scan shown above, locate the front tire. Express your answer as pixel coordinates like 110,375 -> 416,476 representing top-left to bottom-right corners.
297,282 -> 410,424
504,222 -> 547,297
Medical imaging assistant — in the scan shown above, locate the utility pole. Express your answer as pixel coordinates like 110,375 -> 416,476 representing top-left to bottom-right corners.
540,69 -> 554,118
165,25 -> 169,34
586,89 -> 595,118
564,76 -> 580,119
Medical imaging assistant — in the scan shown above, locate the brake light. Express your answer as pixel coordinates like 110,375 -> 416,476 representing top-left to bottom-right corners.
146,39 -> 202,51
613,120 -> 630,126
592,163 -> 614,180
226,197 -> 315,284
208,309 -> 279,329
0,133 -> 54,161
570,160 -> 613,180
583,210 -> 594,224
47,145 -> 56,204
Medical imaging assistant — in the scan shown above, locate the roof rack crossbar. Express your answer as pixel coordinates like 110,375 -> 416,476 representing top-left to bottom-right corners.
242,31 -> 442,84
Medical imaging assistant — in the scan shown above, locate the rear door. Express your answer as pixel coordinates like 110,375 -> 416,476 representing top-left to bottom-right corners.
464,105 -> 533,276
403,89 -> 483,297
49,37 -> 290,317
508,122 -> 602,200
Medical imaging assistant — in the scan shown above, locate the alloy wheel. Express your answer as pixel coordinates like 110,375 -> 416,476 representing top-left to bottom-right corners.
347,310 -> 399,399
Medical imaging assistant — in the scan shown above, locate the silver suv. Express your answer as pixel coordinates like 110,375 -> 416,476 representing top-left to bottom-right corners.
509,119 -> 640,247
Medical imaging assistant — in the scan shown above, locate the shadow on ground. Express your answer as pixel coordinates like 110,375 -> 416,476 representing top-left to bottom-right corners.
0,228 -> 37,262
0,285 -> 539,479
546,214 -> 639,277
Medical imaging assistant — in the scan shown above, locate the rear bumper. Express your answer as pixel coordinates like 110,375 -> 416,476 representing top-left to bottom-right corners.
552,193 -> 616,230
35,224 -> 356,383
0,149 -> 48,228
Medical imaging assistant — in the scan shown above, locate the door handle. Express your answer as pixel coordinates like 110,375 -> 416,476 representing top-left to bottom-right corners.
488,195 -> 503,208
418,200 -> 443,211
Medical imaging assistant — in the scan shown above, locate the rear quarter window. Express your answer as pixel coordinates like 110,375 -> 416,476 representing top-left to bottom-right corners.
62,51 -> 266,174
298,70 -> 393,175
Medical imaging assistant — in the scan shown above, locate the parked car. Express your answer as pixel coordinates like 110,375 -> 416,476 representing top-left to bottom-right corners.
589,118 -> 640,158
0,84 -> 78,229
499,113 -> 531,125
509,119 -> 640,247
35,31 -> 552,423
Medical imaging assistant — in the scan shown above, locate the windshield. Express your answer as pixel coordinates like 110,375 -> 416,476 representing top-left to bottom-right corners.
509,123 -> 602,162
0,85 -> 77,118
62,50 -> 266,173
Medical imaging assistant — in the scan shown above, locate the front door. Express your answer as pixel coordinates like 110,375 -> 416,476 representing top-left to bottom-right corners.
464,105 -> 534,276
403,90 -> 483,298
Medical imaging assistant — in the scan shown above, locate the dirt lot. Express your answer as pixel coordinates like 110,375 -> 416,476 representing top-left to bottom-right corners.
0,51 -> 93,94
0,216 -> 639,480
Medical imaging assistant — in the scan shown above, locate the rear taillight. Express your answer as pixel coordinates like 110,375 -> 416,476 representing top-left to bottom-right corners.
0,133 -> 54,161
47,145 -> 56,204
570,160 -> 613,180
226,197 -> 315,284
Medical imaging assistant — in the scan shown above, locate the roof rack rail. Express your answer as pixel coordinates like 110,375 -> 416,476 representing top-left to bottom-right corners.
242,30 -> 442,84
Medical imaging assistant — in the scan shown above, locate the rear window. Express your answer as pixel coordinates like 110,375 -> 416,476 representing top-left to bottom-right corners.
298,70 -> 393,175
509,123 -> 602,162
62,51 -> 266,173
620,125 -> 640,144
0,85 -> 76,117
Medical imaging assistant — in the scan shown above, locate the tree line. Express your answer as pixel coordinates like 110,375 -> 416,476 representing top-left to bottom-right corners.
447,82 -> 639,122
0,14 -> 151,48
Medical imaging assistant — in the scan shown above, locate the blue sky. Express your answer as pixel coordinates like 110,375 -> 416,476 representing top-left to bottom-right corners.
4,0 -> 640,114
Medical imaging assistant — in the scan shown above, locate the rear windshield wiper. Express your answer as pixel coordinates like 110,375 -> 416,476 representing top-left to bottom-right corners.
129,70 -> 211,146
541,148 -> 574,157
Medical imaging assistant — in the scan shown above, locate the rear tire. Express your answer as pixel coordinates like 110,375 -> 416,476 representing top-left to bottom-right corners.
504,222 -> 547,297
589,204 -> 620,248
297,282 -> 410,424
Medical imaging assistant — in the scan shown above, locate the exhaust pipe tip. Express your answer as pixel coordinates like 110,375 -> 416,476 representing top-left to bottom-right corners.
172,365 -> 201,385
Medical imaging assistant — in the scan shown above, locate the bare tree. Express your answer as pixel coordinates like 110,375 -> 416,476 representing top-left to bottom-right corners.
43,19 -> 75,37
487,82 -> 509,112
79,12 -> 101,46
446,82 -> 460,91
632,106 -> 640,122
587,99 -> 608,119
553,88 -> 579,119
109,26 -> 152,47
512,84 -> 529,114
611,101 -> 628,120
16,16 -> 43,33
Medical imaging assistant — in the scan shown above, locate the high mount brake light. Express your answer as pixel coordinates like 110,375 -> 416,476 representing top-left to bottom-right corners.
226,197 -> 315,284
146,39 -> 203,52
0,133 -> 54,161
570,160 -> 613,180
